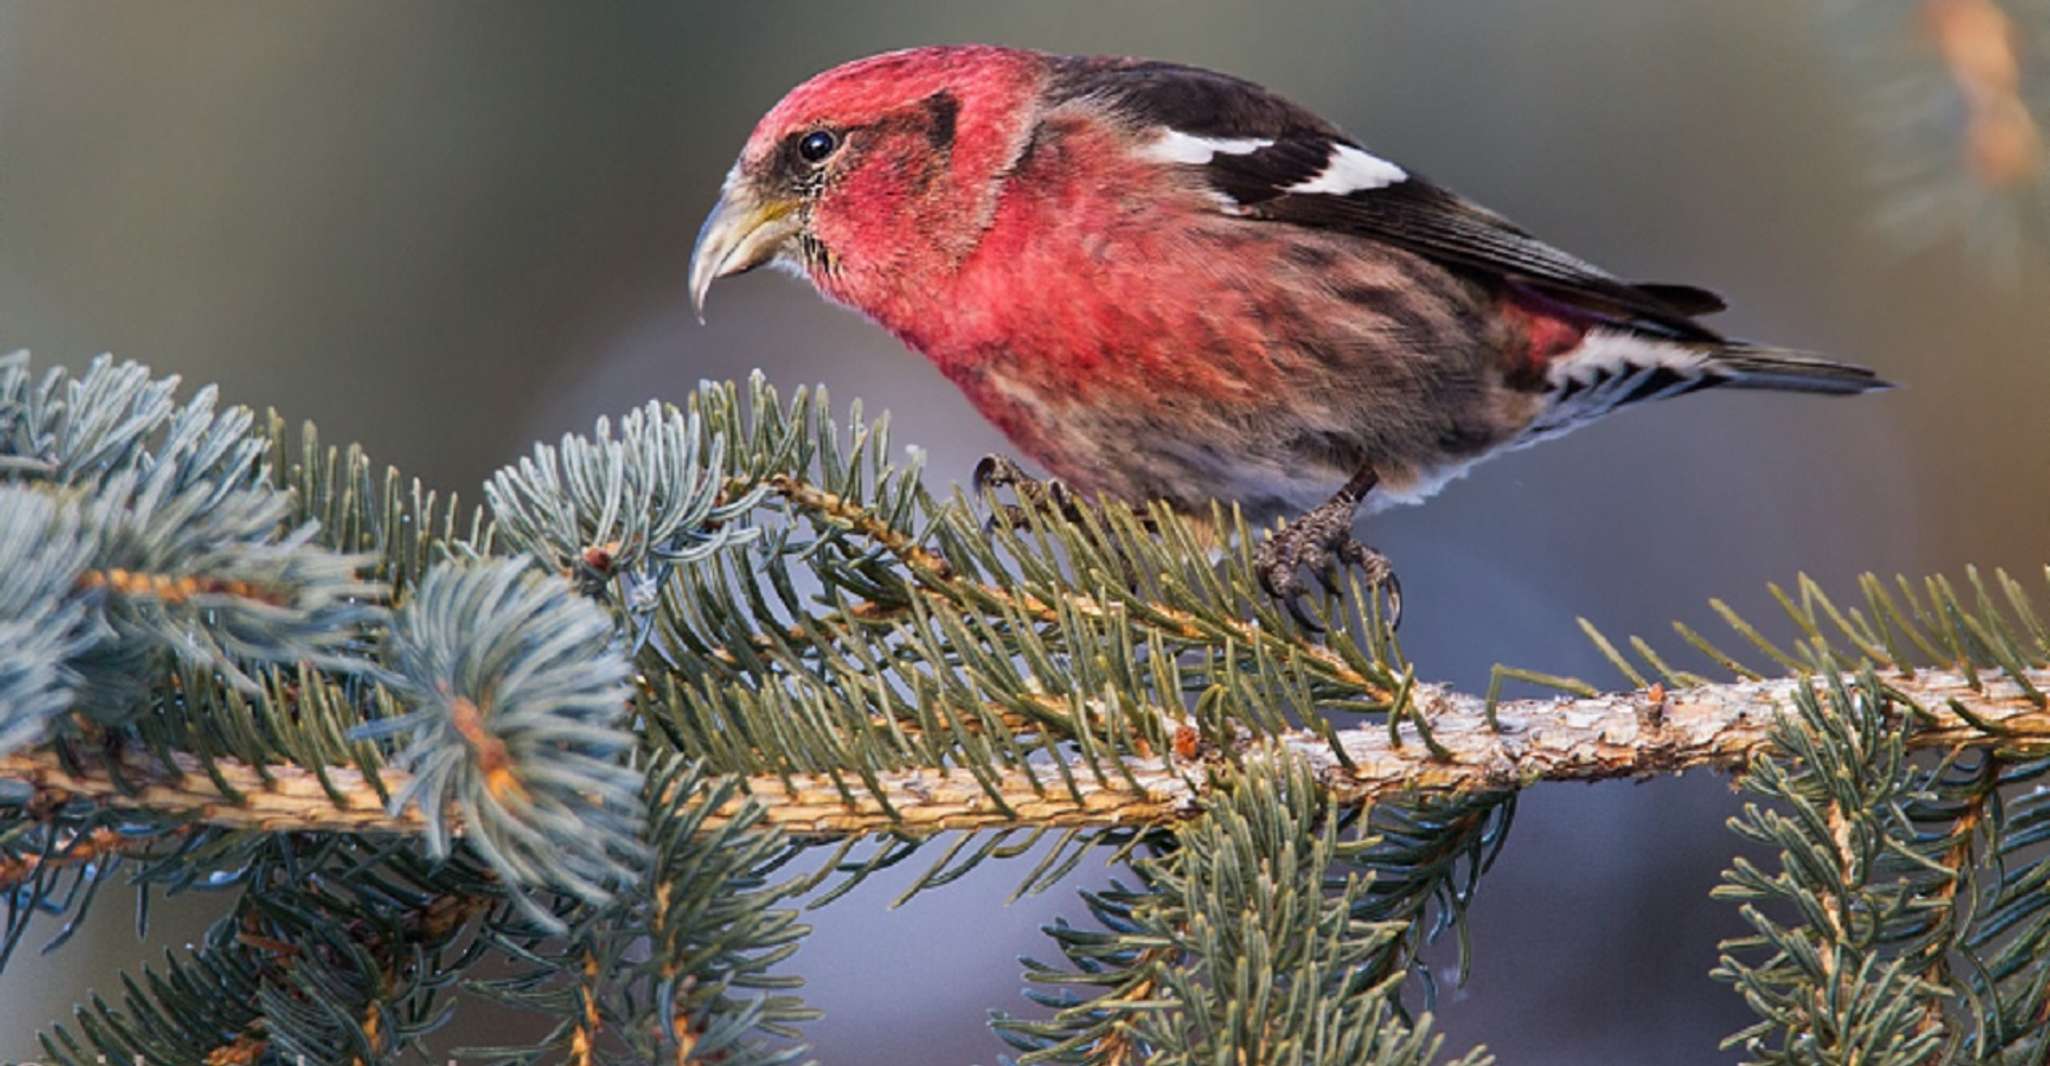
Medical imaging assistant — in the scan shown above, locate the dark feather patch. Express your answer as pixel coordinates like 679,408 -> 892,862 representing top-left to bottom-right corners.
1633,283 -> 1726,316
1045,56 -> 1339,141
1282,242 -> 1337,268
1526,357 -> 1710,441
923,91 -> 959,151
1203,137 -> 1333,204
1333,284 -> 1437,340
1616,365 -> 1706,406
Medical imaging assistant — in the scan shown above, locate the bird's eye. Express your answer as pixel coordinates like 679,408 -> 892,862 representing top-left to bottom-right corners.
797,129 -> 839,164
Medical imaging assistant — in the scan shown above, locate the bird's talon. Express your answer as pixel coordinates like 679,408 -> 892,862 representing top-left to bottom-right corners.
1284,592 -> 1326,634
973,454 -> 1025,495
1379,572 -> 1404,631
983,502 -> 1033,534
1333,540 -> 1402,629
1246,557 -> 1279,598
1253,498 -> 1402,632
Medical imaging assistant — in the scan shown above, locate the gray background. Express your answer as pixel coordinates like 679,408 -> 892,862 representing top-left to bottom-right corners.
2,2 -> 2046,1063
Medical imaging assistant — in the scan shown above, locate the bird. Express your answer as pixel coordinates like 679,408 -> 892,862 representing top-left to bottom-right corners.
689,45 -> 1888,628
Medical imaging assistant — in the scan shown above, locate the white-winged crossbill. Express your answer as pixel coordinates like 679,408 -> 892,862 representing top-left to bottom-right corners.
690,45 -> 1887,624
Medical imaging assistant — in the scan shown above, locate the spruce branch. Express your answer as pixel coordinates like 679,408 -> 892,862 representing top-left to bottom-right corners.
3,667 -> 2041,840
486,400 -> 762,601
1712,669 -> 1964,1063
461,756 -> 816,1066
364,558 -> 647,928
0,489 -> 103,752
1949,755 -> 2050,1057
0,351 -> 386,748
1,351 -> 265,493
71,468 -> 385,714
35,839 -> 502,1066
993,751 -> 1488,1065
6,348 -> 2048,1062
0,823 -> 191,893
1341,791 -> 1512,1012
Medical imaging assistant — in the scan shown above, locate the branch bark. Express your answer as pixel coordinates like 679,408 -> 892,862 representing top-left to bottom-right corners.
4,668 -> 2044,838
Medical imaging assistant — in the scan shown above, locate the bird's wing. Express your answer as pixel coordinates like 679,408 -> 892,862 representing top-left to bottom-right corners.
1224,144 -> 1723,339
1048,57 -> 1727,339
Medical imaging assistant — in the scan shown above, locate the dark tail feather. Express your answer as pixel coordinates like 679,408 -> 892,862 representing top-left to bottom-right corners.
1634,282 -> 1728,317
1705,345 -> 1893,395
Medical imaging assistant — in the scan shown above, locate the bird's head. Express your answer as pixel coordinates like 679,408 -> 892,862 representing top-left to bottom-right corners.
690,45 -> 1046,325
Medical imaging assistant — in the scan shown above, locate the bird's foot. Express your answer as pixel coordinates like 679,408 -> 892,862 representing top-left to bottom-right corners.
1255,495 -> 1401,633
974,454 -> 1165,591
974,454 -> 1163,532
973,454 -> 1087,530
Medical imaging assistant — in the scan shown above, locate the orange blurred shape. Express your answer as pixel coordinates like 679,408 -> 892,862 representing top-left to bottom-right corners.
1922,0 -> 2043,187
1971,96 -> 2045,186
1924,0 -> 2021,92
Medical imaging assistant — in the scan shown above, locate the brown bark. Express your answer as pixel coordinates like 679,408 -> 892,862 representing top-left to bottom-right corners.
2,668 -> 2042,838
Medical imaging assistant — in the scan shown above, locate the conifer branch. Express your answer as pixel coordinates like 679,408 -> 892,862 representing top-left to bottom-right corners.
6,349 -> 2047,1061
0,823 -> 191,891
4,667 -> 2040,840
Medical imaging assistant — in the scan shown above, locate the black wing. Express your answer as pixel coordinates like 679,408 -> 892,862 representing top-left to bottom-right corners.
1240,150 -> 1723,339
1048,56 -> 1727,340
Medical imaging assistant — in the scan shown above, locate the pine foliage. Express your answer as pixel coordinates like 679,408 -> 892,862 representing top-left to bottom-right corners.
992,753 -> 1489,1065
0,348 -> 2044,1063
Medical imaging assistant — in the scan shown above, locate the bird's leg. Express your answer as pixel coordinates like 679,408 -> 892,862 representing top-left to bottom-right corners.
1255,467 -> 1402,632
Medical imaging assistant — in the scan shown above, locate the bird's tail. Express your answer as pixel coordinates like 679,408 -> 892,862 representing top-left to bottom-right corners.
1518,333 -> 1891,446
1700,344 -> 1893,395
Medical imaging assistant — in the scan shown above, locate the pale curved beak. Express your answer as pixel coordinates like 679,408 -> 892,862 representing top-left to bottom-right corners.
688,187 -> 801,322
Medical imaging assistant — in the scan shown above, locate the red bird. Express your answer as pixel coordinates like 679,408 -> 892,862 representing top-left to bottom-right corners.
690,45 -> 1886,624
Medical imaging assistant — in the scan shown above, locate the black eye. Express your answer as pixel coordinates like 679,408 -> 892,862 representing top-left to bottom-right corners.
797,129 -> 839,164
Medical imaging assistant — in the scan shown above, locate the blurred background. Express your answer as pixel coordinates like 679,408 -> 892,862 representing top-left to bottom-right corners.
2,1 -> 2045,1062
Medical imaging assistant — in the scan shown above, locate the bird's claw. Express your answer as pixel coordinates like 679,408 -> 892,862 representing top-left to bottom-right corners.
1352,544 -> 1403,631
1254,505 -> 1401,633
972,454 -> 1027,495
974,454 -> 1082,531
